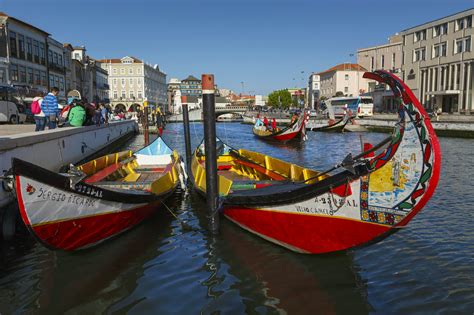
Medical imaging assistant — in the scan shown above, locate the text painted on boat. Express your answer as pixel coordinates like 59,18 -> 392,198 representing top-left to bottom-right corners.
294,196 -> 358,216
73,184 -> 104,198
35,187 -> 97,207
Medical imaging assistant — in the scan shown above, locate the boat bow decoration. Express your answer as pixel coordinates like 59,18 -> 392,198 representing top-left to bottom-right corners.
191,70 -> 441,254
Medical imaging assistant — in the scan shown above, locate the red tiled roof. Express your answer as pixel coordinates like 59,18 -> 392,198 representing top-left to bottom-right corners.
97,56 -> 143,64
317,63 -> 367,75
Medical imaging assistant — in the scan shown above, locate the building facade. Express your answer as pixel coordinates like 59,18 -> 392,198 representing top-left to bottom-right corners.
317,63 -> 369,99
167,78 -> 181,114
47,37 -> 66,101
180,75 -> 201,96
100,56 -> 166,111
0,12 -> 49,97
357,34 -> 403,112
401,8 -> 474,113
308,73 -> 320,109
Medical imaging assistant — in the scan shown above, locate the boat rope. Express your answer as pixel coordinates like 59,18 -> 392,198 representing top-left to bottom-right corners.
301,135 -> 393,184
161,201 -> 196,232
328,179 -> 350,213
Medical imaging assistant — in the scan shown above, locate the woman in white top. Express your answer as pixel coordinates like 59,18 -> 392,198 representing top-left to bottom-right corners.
32,93 -> 46,131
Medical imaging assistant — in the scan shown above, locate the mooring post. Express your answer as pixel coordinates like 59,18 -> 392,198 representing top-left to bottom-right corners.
181,95 -> 192,175
202,74 -> 219,234
143,99 -> 149,145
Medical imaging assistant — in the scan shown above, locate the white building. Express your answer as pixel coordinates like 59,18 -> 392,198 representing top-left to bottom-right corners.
308,73 -> 320,109
317,63 -> 369,99
100,56 -> 167,112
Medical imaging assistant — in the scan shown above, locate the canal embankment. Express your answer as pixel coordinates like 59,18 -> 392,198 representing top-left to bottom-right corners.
0,120 -> 139,209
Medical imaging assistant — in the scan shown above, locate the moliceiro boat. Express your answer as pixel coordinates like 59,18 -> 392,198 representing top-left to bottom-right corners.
12,137 -> 183,251
252,114 -> 306,142
191,71 -> 441,254
307,113 -> 351,133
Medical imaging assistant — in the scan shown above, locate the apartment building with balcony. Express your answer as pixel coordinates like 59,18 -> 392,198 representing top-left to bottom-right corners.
180,75 -> 201,97
0,12 -> 49,96
401,8 -> 474,113
100,56 -> 166,111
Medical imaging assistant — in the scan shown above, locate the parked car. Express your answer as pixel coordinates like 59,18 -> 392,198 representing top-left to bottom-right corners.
0,85 -> 26,124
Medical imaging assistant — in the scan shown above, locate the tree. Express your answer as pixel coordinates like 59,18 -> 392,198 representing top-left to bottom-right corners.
267,89 -> 292,109
334,91 -> 345,97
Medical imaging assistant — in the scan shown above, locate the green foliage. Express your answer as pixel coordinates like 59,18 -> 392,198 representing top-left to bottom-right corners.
268,89 -> 292,109
335,91 -> 345,97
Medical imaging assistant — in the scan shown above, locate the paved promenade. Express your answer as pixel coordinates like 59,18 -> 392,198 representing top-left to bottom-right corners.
0,124 -> 36,137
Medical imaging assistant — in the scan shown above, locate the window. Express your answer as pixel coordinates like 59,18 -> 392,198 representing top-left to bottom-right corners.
371,56 -> 374,71
18,66 -> 26,83
27,68 -> 33,84
120,68 -> 125,74
137,68 -> 141,74
456,16 -> 472,31
414,30 -> 426,42
391,53 -> 396,69
345,74 -> 349,80
53,52 -> 58,65
18,34 -> 25,59
33,40 -> 39,63
121,90 -> 126,98
433,42 -> 447,58
138,90 -> 142,99
129,78 -> 133,85
39,43 -> 46,65
455,37 -> 471,53
48,50 -> 53,64
9,31 -> 17,58
74,53 -> 80,60
9,64 -> 18,81
59,77 -> 64,91
344,87 -> 348,93
55,76 -> 60,89
129,68 -> 133,74
34,69 -> 41,85
49,75 -> 55,88
41,71 -> 47,86
58,54 -> 63,67
113,78 -> 117,85
137,78 -> 142,86
129,90 -> 134,98
26,37 -> 32,61
121,78 -> 125,85
433,23 -> 448,37
113,68 -> 117,74
113,91 -> 118,99
381,55 -> 385,68
413,47 -> 426,61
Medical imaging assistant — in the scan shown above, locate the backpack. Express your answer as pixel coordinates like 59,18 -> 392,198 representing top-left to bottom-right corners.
31,99 -> 41,115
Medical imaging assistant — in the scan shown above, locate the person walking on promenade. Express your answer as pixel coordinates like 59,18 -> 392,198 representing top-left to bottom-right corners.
31,92 -> 45,131
41,87 -> 60,129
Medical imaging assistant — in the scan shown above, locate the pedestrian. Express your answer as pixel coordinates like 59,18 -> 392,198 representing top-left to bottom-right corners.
31,92 -> 46,132
41,87 -> 60,129
271,118 -> 277,131
100,103 -> 108,125
435,106 -> 442,121
66,101 -> 86,127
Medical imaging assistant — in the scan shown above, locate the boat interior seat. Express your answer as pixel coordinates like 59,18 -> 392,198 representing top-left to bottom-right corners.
123,172 -> 141,182
136,154 -> 172,166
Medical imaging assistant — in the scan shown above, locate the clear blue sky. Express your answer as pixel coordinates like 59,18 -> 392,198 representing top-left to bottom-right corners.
1,0 -> 472,94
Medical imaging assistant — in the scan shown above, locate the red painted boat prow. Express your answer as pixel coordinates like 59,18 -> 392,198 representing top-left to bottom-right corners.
12,137 -> 182,251
192,70 -> 441,254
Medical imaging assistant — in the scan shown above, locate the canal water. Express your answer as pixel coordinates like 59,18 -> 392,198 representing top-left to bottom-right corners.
0,122 -> 473,314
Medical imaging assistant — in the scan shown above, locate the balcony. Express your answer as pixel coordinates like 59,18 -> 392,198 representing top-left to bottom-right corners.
48,63 -> 65,74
